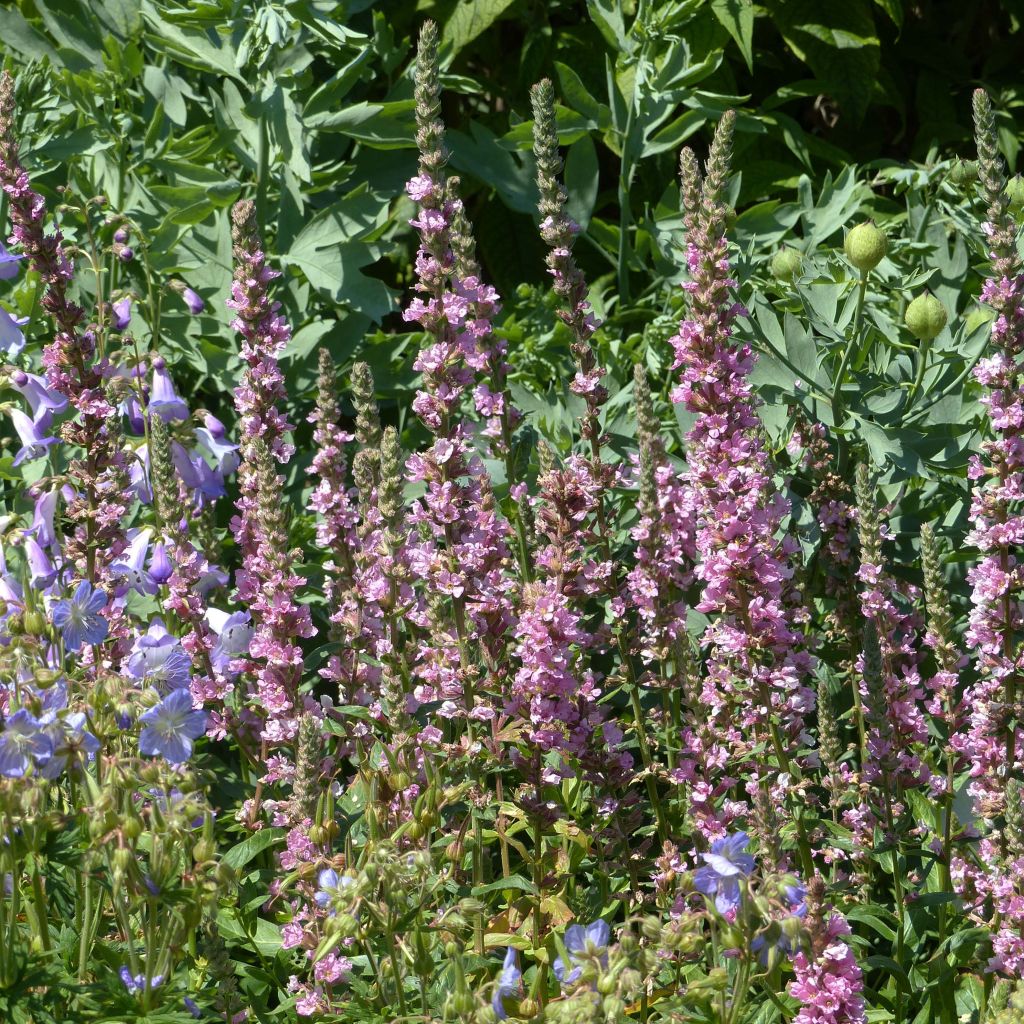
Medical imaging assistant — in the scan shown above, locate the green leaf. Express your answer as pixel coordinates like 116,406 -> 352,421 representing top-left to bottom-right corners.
221,828 -> 286,870
471,874 -> 538,897
564,134 -> 599,230
441,0 -> 518,56
307,100 -> 416,149
217,908 -> 284,957
710,0 -> 755,72
763,0 -> 880,125
555,61 -> 611,126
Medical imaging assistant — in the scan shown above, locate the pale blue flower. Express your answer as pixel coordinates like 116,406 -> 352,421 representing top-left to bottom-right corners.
52,581 -> 109,651
138,689 -> 206,762
492,946 -> 522,1020
0,710 -> 53,777
553,919 -> 610,986
694,831 -> 755,913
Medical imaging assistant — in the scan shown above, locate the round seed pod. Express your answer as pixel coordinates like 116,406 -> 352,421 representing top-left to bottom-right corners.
844,221 -> 887,272
905,292 -> 947,341
771,247 -> 802,282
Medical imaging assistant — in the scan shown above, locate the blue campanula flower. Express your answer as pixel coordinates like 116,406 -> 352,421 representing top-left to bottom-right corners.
149,357 -> 188,421
195,413 -> 240,475
492,946 -> 522,1020
148,542 -> 173,585
27,487 -> 60,548
138,689 -> 206,763
0,709 -> 53,777
8,408 -> 58,465
182,287 -> 205,314
0,241 -> 23,280
694,831 -> 756,913
110,528 -> 158,597
112,296 -> 132,331
207,609 -> 253,674
52,581 -> 109,651
24,535 -> 57,590
10,370 -> 68,418
0,306 -> 29,356
553,919 -> 610,986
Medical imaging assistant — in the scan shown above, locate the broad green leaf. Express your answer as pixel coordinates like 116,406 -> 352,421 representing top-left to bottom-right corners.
441,0 -> 517,56
710,0 -> 755,71
221,828 -> 286,869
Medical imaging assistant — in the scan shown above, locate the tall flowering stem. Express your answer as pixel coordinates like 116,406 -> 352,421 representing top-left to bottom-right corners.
952,88 -> 1024,979
228,200 -> 314,759
402,22 -> 515,723
0,71 -> 129,596
670,112 -> 815,843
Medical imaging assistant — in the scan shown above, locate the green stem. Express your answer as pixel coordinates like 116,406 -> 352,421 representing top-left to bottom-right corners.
831,269 -> 868,469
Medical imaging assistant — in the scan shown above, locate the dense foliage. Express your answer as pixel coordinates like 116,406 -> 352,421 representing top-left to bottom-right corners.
3,2 -> 1024,1023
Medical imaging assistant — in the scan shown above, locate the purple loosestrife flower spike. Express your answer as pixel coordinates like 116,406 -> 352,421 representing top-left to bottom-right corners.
670,112 -> 816,834
0,72 -> 130,591
138,688 -> 206,762
0,307 -> 28,356
52,580 -> 109,650
228,201 -> 312,748
946,89 -> 1024,977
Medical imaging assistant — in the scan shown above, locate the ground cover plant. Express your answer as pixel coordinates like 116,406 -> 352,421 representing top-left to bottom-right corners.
4,2 -> 1024,1022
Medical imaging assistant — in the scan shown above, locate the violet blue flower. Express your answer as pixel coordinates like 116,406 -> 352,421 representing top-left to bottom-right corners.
138,689 -> 206,762
0,241 -> 23,280
148,542 -> 172,585
553,920 -> 610,986
0,307 -> 28,356
207,609 -> 253,673
182,287 -> 205,314
0,709 -> 53,777
10,370 -> 68,417
51,581 -> 109,651
24,535 -> 57,589
493,946 -> 522,1020
313,868 -> 354,911
120,967 -> 164,995
109,528 -> 157,596
38,711 -> 100,780
195,415 -> 240,475
8,408 -> 58,466
127,623 -> 191,693
111,296 -> 132,331
149,357 -> 189,421
694,832 -> 755,913
27,487 -> 60,548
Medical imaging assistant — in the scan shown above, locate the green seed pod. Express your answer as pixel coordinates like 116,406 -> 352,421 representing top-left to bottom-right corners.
947,158 -> 978,187
771,246 -> 802,282
904,292 -> 947,341
1006,174 -> 1024,215
844,221 -> 887,272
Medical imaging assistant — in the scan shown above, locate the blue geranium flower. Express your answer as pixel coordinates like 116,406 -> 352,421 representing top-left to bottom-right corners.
51,581 -> 109,651
553,919 -> 610,986
492,946 -> 522,1020
0,709 -> 53,777
120,967 -> 164,995
694,831 -> 756,913
138,689 -> 206,763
